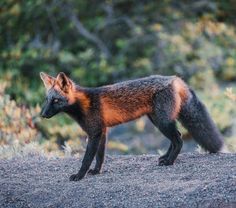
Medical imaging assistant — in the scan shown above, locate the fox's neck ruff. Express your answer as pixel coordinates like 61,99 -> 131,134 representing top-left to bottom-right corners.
68,86 -> 91,113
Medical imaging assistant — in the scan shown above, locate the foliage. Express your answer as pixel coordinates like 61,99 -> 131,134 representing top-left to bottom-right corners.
1,1 -> 236,104
0,82 -> 41,146
0,142 -> 44,159
0,0 -> 236,154
225,88 -> 236,102
197,88 -> 235,132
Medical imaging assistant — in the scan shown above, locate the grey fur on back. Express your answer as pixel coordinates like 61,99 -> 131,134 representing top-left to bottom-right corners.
99,75 -> 177,92
179,89 -> 224,152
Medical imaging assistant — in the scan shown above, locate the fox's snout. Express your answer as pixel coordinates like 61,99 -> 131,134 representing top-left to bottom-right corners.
40,100 -> 56,119
40,109 -> 49,118
40,103 -> 51,118
40,93 -> 67,119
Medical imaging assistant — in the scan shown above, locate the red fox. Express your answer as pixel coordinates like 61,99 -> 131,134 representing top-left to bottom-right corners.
40,72 -> 224,181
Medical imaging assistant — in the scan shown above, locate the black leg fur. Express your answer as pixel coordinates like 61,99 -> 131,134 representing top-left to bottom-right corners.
156,121 -> 182,165
69,132 -> 102,181
148,88 -> 183,165
88,130 -> 107,175
159,143 -> 173,161
149,114 -> 183,165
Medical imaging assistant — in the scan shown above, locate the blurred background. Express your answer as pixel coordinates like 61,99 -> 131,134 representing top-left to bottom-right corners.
0,0 -> 236,158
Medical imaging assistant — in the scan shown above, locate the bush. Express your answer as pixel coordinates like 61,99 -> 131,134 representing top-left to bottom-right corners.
1,1 -> 236,154
0,82 -> 41,146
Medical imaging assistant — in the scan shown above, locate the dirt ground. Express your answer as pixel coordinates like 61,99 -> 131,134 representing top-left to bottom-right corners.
0,152 -> 236,208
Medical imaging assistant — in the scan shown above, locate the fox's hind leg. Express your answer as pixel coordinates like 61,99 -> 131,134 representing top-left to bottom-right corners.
158,144 -> 173,161
148,114 -> 173,162
149,115 -> 182,165
148,87 -> 183,166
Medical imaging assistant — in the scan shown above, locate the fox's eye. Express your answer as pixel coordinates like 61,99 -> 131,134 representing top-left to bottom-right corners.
53,99 -> 59,103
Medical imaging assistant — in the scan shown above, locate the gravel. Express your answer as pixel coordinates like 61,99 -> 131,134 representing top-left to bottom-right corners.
0,152 -> 236,208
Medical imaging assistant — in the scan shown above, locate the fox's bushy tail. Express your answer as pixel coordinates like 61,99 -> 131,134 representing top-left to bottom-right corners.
179,89 -> 224,152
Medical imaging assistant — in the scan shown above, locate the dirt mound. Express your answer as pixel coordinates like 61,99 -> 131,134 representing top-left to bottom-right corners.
0,153 -> 236,208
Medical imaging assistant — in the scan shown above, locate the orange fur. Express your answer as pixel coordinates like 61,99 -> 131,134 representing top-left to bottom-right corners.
101,96 -> 152,127
54,84 -> 91,113
73,91 -> 90,112
171,78 -> 189,120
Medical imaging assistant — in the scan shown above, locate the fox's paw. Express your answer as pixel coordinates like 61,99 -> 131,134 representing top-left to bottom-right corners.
69,173 -> 84,181
88,169 -> 101,175
158,158 -> 174,166
159,154 -> 168,160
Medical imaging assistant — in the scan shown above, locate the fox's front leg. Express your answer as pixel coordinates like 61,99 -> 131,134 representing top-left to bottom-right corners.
69,131 -> 102,181
88,129 -> 107,175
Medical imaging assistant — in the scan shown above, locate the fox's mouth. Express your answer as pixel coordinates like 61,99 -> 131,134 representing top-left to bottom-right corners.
40,110 -> 59,119
40,110 -> 55,119
40,113 -> 52,119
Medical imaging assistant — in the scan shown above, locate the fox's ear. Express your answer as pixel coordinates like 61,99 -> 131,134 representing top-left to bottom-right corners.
56,72 -> 73,92
40,72 -> 55,90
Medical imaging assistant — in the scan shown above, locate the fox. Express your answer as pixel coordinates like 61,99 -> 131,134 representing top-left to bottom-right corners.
40,72 -> 224,181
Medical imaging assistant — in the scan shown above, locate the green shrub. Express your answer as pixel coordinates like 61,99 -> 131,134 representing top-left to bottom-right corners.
0,82 -> 41,146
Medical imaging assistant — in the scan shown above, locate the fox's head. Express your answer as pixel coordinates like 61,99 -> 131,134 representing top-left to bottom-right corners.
40,72 -> 75,118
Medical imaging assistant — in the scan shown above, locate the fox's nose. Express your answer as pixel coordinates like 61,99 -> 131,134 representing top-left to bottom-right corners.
40,100 -> 49,118
40,105 -> 48,118
40,110 -> 46,118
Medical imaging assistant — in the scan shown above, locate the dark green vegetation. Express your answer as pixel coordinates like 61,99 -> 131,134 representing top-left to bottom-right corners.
0,0 -> 236,155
